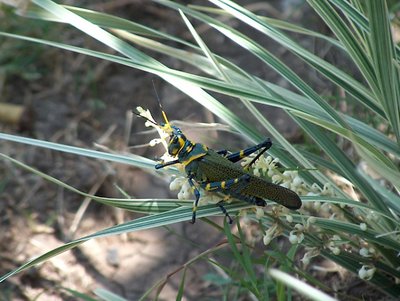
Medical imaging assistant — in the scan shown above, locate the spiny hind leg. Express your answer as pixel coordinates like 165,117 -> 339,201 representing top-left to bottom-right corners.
207,176 -> 266,207
229,190 -> 266,206
217,139 -> 272,168
201,174 -> 251,192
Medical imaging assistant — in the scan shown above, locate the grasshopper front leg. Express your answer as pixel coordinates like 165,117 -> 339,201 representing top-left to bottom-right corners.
155,159 -> 180,169
187,175 -> 201,224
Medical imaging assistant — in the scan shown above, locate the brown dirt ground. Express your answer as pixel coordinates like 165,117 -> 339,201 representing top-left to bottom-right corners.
0,1 -> 393,301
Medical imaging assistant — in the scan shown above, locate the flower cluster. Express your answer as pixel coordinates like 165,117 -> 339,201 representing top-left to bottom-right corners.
170,176 -> 224,206
136,106 -> 175,165
326,234 -> 342,255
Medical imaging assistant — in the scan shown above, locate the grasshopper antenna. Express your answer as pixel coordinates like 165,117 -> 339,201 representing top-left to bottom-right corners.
152,80 -> 172,130
132,109 -> 159,127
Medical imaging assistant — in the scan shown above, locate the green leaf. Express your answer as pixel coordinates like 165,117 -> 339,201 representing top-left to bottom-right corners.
0,133 -> 155,170
293,119 -> 393,222
367,0 -> 400,141
94,288 -> 127,301
269,269 -> 337,301
307,0 -> 378,95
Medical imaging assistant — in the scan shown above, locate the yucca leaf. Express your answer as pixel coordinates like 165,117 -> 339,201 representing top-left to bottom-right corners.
367,1 -> 400,142
269,269 -> 337,301
293,119 -> 393,222
307,0 -> 378,94
0,133 -> 155,170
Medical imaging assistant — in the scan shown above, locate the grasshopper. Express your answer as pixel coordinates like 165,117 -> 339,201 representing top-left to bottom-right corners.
136,107 -> 301,224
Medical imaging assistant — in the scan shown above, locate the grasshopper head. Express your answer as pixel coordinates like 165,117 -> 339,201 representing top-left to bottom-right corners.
134,106 -> 189,157
166,125 -> 187,156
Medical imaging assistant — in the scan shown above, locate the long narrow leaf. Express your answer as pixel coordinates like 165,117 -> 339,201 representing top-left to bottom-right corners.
307,0 -> 378,95
367,1 -> 400,141
293,119 -> 393,223
0,132 -> 155,170
196,0 -> 381,116
3,30 -> 396,162
269,269 -> 337,301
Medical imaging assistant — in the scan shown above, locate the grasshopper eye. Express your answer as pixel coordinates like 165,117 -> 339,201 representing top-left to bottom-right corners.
168,134 -> 185,156
171,135 -> 178,143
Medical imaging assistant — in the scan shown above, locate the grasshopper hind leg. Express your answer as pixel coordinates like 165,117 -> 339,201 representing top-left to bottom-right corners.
230,192 -> 266,207
218,139 -> 272,168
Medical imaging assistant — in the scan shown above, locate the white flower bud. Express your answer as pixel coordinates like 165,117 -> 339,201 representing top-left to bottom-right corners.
294,224 -> 304,231
358,265 -> 376,280
359,247 -> 371,257
307,216 -> 317,226
149,138 -> 161,146
322,183 -> 335,196
289,232 -> 299,244
267,169 -> 275,178
313,201 -> 321,210
286,215 -> 293,223
271,174 -> 282,184
292,175 -> 303,187
177,191 -> 185,200
310,183 -> 321,193
289,231 -> 304,244
169,177 -> 185,191
302,256 -> 310,266
255,207 -> 264,219
253,169 -> 261,177
263,235 -> 272,246
271,157 -> 279,166
263,224 -> 279,246
301,248 -> 320,267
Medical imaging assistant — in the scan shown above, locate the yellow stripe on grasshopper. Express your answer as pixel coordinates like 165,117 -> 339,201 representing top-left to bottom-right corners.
182,152 -> 208,166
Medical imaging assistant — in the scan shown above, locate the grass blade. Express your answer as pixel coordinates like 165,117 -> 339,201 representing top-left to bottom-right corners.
367,0 -> 400,141
269,269 -> 337,301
